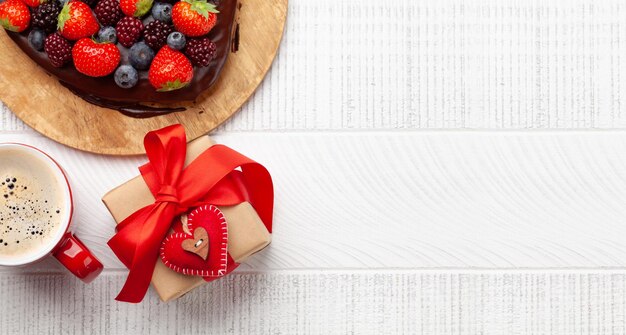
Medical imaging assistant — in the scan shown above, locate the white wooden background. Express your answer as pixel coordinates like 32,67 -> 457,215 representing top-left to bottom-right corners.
2,0 -> 626,333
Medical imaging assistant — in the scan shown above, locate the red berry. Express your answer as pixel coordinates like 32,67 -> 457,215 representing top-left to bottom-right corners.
44,33 -> 72,67
172,0 -> 218,37
94,0 -> 123,26
0,0 -> 31,32
72,38 -> 121,77
57,1 -> 100,40
22,0 -> 45,8
120,0 -> 152,17
148,46 -> 193,91
115,16 -> 143,48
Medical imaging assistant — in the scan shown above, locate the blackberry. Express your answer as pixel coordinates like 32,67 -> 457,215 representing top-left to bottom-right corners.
44,33 -> 72,67
32,0 -> 62,34
143,20 -> 172,50
94,0 -> 123,26
116,16 -> 143,48
183,37 -> 217,67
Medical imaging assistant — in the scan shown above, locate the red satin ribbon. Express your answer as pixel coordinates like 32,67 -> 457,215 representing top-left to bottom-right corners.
108,125 -> 274,303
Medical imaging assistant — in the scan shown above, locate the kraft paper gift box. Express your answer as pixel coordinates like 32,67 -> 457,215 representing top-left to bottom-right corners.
102,135 -> 271,302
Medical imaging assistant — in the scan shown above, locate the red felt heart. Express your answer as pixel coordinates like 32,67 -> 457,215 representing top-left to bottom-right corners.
160,205 -> 229,277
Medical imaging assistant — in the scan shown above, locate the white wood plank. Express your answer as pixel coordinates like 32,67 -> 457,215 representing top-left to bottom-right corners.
0,104 -> 28,132
219,0 -> 626,130
5,0 -> 626,131
0,271 -> 624,334
1,131 -> 626,272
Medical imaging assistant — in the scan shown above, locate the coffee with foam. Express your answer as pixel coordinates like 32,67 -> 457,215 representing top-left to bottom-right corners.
0,147 -> 67,262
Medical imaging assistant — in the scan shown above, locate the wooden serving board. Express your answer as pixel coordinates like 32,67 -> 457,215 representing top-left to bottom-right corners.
0,0 -> 287,155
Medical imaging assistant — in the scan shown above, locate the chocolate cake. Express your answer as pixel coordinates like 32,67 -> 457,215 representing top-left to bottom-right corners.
2,0 -> 238,117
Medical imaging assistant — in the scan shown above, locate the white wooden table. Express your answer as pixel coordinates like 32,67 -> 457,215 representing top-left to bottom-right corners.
2,0 -> 626,333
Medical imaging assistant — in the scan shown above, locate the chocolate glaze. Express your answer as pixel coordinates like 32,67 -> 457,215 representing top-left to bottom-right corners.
6,0 -> 238,117
60,81 -> 186,117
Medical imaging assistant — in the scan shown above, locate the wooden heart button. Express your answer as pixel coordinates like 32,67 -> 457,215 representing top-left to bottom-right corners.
181,227 -> 210,260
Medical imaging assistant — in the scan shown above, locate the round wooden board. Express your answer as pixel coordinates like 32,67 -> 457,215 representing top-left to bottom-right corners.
0,0 -> 287,156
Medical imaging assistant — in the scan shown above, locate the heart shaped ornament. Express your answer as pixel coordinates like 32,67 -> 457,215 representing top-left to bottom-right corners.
160,205 -> 229,277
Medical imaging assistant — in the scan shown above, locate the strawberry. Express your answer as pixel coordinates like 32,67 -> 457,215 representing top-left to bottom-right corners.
57,1 -> 100,40
172,0 -> 218,37
148,46 -> 193,91
22,0 -> 46,8
0,0 -> 30,32
120,0 -> 153,17
72,38 -> 120,77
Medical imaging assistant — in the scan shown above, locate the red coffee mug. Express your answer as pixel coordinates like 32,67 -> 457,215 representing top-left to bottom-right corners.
0,143 -> 103,283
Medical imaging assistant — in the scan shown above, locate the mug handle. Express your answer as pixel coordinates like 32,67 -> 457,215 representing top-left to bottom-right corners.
53,233 -> 103,283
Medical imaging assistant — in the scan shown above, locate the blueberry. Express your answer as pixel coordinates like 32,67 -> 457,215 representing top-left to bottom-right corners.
166,32 -> 186,50
152,2 -> 172,23
97,26 -> 117,44
129,42 -> 155,70
28,29 -> 45,51
114,65 -> 139,89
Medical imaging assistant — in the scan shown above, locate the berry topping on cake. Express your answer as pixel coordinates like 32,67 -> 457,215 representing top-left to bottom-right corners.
23,0 -> 47,8
115,16 -> 143,47
44,33 -> 72,67
148,46 -> 193,91
151,2 -> 171,22
4,0 -> 235,98
97,26 -> 117,43
32,0 -> 61,33
114,64 -> 139,88
0,0 -> 31,32
28,29 -> 46,51
72,38 -> 121,77
183,37 -> 215,67
57,1 -> 100,40
166,31 -> 185,50
120,0 -> 152,17
143,20 -> 172,50
128,41 -> 154,70
94,0 -> 122,26
172,0 -> 218,37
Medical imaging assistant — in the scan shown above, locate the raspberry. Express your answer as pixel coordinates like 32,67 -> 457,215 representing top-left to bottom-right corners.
44,33 -> 72,67
94,0 -> 123,26
31,1 -> 62,34
143,20 -> 173,50
183,37 -> 217,67
115,16 -> 143,48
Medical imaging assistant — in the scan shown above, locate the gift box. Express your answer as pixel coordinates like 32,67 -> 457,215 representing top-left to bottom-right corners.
102,129 -> 273,302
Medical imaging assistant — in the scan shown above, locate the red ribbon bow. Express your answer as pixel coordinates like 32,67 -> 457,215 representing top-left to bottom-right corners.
108,125 -> 274,303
